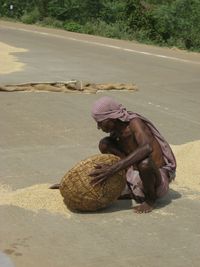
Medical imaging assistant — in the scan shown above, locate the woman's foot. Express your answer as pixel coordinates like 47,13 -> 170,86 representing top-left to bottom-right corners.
133,201 -> 154,213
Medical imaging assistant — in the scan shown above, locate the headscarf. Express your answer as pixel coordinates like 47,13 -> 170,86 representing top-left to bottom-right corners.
91,96 -> 130,122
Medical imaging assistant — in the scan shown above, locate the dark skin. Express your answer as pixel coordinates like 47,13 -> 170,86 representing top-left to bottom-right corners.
89,118 -> 165,214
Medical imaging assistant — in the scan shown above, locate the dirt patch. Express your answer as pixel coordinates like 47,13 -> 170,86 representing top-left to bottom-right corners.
0,41 -> 27,74
0,81 -> 138,94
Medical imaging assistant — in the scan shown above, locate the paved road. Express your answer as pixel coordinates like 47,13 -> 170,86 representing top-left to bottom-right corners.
0,21 -> 200,267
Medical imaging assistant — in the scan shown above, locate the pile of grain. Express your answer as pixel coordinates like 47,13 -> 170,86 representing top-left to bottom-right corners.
171,140 -> 200,193
0,42 -> 27,74
0,183 -> 71,217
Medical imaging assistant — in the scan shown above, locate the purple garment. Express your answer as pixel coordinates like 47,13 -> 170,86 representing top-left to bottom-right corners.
91,96 -> 176,178
122,166 -> 170,199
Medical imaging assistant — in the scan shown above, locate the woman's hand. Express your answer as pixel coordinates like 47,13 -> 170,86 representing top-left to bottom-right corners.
89,164 -> 116,186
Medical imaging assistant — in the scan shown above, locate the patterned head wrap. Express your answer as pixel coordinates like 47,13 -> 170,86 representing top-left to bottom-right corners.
91,96 -> 130,122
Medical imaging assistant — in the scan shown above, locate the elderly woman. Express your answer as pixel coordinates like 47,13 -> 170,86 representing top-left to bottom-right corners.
90,96 -> 176,213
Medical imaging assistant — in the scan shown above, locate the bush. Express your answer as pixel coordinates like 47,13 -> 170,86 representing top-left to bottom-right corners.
83,20 -> 131,39
21,8 -> 40,24
124,0 -> 148,32
172,0 -> 200,50
99,0 -> 124,24
40,17 -> 63,28
63,21 -> 83,33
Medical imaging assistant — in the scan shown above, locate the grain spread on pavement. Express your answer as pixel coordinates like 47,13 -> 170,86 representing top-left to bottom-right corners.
0,42 -> 27,74
171,140 -> 200,194
0,141 -> 199,216
0,183 -> 71,217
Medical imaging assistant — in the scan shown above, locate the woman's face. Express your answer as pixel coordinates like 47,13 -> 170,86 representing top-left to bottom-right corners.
97,119 -> 116,133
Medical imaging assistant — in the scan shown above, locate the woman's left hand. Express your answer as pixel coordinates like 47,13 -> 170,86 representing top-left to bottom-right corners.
89,164 -> 115,186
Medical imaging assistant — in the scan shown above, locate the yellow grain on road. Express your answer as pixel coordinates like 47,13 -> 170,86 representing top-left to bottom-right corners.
0,41 -> 27,74
0,183 -> 71,217
171,140 -> 200,194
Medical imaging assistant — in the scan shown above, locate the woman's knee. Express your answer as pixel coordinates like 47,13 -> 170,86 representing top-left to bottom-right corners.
98,137 -> 112,153
137,158 -> 153,172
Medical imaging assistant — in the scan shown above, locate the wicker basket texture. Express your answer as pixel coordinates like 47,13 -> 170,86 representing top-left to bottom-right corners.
60,154 -> 126,211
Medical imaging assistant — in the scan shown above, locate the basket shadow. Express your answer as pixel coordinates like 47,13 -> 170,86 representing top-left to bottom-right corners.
99,199 -> 133,213
66,198 -> 133,215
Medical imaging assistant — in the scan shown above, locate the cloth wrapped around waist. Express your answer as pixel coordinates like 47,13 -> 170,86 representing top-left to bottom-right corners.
121,166 -> 175,200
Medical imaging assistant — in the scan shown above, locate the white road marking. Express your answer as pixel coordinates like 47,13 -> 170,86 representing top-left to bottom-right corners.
1,25 -> 200,65
147,101 -> 200,125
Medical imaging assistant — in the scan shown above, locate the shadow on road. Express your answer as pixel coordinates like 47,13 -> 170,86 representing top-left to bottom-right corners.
70,188 -> 182,215
155,188 -> 182,209
69,199 -> 133,215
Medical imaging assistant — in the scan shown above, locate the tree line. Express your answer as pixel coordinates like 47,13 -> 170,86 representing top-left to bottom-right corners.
0,0 -> 200,51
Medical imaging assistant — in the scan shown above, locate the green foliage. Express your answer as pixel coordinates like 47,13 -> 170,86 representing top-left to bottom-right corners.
148,4 -> 175,43
47,0 -> 103,23
80,0 -> 103,21
100,0 -> 124,23
0,0 -> 34,18
21,7 -> 40,24
47,0 -> 81,21
41,17 -> 63,28
33,0 -> 48,18
172,0 -> 200,50
83,20 -> 131,39
147,0 -> 200,50
123,0 -> 148,31
63,21 -> 83,32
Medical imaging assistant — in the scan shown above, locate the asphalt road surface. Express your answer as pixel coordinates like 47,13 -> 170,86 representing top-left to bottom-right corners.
0,21 -> 200,267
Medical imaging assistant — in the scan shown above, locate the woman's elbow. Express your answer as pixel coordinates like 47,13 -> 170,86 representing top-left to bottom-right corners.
145,143 -> 153,154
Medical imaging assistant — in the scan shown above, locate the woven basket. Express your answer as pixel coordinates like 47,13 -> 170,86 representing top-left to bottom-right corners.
60,154 -> 126,211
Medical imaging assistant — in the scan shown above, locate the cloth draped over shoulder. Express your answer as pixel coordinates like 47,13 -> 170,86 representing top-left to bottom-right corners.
91,96 -> 176,179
